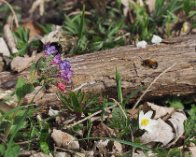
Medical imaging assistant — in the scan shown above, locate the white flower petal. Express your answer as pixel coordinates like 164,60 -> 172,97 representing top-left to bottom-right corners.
136,40 -> 147,48
139,110 -> 144,123
144,124 -> 154,133
151,35 -> 162,44
138,110 -> 159,133
144,110 -> 153,119
139,124 -> 145,130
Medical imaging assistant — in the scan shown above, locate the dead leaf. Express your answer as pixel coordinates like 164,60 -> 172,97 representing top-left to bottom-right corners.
133,150 -> 146,157
189,146 -> 196,157
51,129 -> 80,150
121,0 -> 131,16
11,56 -> 34,72
29,0 -> 50,16
145,102 -> 175,119
87,0 -> 107,14
140,103 -> 187,147
95,139 -> 110,155
0,55 -> 4,72
167,112 -> 187,147
0,89 -> 17,110
146,0 -> 156,12
134,150 -> 155,157
22,21 -> 42,39
24,86 -> 45,104
54,152 -> 71,157
92,122 -> 115,137
140,118 -> 175,146
30,152 -> 53,157
112,141 -> 123,155
84,151 -> 94,157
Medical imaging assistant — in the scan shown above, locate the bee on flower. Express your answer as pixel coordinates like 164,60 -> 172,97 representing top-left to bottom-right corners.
139,110 -> 158,133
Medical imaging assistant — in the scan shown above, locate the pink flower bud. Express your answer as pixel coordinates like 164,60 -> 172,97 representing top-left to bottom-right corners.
57,82 -> 66,92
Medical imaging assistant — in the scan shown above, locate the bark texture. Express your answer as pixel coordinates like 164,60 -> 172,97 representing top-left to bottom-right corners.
69,35 -> 196,99
0,35 -> 196,106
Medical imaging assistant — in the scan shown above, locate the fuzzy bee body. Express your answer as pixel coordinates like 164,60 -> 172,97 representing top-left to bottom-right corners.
142,59 -> 158,69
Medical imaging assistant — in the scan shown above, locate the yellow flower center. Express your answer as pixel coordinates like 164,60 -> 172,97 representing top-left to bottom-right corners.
141,118 -> 150,126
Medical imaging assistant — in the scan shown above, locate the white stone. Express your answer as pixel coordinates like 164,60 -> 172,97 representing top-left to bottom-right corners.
48,107 -> 59,116
151,35 -> 162,44
0,37 -> 10,56
51,129 -> 80,150
136,40 -> 147,48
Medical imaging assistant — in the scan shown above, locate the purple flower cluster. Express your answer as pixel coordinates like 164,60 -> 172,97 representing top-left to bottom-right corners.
59,59 -> 73,83
52,54 -> 61,65
44,43 -> 73,83
44,43 -> 59,56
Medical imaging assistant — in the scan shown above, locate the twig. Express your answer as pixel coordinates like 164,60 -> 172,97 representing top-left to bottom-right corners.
0,0 -> 19,28
64,104 -> 117,129
72,81 -> 96,92
16,138 -> 38,145
110,98 -> 127,119
133,63 -> 176,109
55,147 -> 84,157
29,0 -> 50,16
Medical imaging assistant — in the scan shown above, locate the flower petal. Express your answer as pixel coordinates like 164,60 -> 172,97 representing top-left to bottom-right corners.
144,110 -> 153,119
139,110 -> 144,123
144,124 -> 154,133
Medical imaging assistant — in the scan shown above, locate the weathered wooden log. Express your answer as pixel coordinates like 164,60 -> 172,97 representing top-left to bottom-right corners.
69,35 -> 196,99
0,35 -> 196,106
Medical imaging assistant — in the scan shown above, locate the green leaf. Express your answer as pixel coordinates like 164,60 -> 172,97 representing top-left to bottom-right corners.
14,27 -> 29,43
14,27 -> 30,56
15,77 -> 34,101
70,92 -> 83,112
115,69 -> 123,104
4,107 -> 35,157
107,20 -> 123,37
39,129 -> 50,154
0,144 -> 5,156
167,98 -> 184,109
110,107 -> 126,129
188,104 -> 196,118
79,6 -> 86,38
16,76 -> 25,89
4,143 -> 20,157
37,23 -> 52,34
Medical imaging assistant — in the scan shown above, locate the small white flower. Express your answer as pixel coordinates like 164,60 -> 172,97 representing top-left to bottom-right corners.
151,35 -> 162,44
48,107 -> 59,116
136,40 -> 147,48
139,110 -> 157,133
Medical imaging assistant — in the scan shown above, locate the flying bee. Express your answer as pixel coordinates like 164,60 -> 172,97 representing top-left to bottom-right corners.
142,59 -> 158,69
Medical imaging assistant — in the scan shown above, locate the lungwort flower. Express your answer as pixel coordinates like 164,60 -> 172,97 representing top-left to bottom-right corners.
44,43 -> 59,55
52,54 -> 62,65
139,110 -> 157,133
59,59 -> 73,83
57,82 -> 66,91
